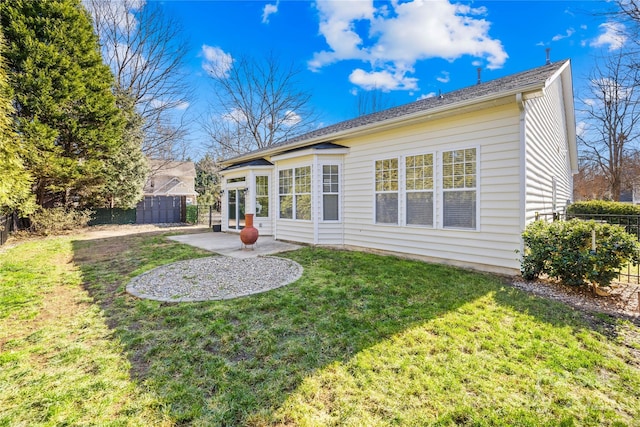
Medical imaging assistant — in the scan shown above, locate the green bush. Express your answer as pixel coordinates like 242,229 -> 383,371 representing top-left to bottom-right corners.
186,205 -> 198,224
521,219 -> 640,287
567,200 -> 640,216
29,207 -> 94,235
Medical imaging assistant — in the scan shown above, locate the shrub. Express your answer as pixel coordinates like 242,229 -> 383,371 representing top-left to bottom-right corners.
521,219 -> 640,287
29,207 -> 94,235
186,205 -> 198,224
567,200 -> 640,216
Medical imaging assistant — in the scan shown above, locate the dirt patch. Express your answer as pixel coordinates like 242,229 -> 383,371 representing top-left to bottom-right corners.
74,224 -> 209,240
511,277 -> 640,320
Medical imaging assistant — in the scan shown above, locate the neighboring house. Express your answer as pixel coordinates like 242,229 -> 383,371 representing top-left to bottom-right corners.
219,60 -> 578,275
137,160 -> 198,224
144,160 -> 198,203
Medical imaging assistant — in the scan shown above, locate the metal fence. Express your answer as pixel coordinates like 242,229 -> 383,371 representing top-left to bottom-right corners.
89,208 -> 136,226
535,211 -> 640,284
193,205 -> 221,228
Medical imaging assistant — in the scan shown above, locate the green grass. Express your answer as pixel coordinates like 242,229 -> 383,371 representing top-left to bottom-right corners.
1,230 -> 639,426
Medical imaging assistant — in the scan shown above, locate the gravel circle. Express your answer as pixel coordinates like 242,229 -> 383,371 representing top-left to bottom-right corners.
126,256 -> 303,302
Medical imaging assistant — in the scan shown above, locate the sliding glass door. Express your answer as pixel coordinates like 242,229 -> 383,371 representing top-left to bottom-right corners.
227,189 -> 246,230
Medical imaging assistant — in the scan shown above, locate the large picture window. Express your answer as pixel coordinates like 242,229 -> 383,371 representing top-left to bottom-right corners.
322,165 -> 339,221
279,166 -> 311,220
375,158 -> 399,224
255,175 -> 269,218
442,148 -> 477,229
406,154 -> 434,226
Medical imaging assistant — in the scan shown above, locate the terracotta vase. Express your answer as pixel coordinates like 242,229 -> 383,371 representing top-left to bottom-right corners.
240,213 -> 259,246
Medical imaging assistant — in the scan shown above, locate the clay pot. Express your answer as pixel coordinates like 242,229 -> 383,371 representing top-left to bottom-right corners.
240,213 -> 259,246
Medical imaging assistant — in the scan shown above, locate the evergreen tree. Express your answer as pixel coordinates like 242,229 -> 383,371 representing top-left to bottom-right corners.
99,91 -> 148,209
0,30 -> 35,215
195,154 -> 220,206
0,0 -> 125,208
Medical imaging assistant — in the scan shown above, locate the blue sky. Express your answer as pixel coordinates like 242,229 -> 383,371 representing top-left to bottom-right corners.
153,0 -> 620,158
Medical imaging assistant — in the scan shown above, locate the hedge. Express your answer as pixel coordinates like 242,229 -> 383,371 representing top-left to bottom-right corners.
567,200 -> 640,216
521,218 -> 640,287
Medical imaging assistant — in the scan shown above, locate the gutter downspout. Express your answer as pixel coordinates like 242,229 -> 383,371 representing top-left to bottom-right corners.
517,93 -> 527,258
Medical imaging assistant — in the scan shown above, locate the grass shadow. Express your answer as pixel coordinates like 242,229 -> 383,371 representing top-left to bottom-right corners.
71,232 -> 640,425
72,233 -> 504,425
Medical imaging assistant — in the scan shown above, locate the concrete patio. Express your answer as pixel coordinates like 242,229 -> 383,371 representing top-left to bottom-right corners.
168,231 -> 301,259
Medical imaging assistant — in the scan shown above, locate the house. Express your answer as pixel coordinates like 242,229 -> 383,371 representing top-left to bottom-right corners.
136,160 -> 198,224
219,60 -> 578,275
143,160 -> 198,203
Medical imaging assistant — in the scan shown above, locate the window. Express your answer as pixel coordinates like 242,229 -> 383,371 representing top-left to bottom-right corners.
295,166 -> 311,220
442,148 -> 477,229
255,176 -> 269,218
375,158 -> 399,224
322,165 -> 339,221
279,169 -> 293,219
279,166 -> 311,220
406,154 -> 434,226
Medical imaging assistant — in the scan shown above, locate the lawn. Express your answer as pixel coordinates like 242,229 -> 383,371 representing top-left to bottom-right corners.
1,230 -> 639,426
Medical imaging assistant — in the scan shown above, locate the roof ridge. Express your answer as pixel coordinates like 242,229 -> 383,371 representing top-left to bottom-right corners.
223,59 -> 570,164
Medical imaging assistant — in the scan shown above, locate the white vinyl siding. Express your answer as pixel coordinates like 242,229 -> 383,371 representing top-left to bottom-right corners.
342,103 -> 522,273
228,64 -> 574,274
524,77 -> 573,222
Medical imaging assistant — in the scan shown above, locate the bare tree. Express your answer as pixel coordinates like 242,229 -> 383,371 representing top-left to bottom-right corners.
355,86 -> 391,117
577,48 -> 640,200
85,0 -> 191,159
573,162 -> 611,200
204,53 -> 316,158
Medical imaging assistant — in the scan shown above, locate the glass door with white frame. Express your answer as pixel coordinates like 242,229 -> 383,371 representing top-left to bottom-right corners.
228,189 -> 246,230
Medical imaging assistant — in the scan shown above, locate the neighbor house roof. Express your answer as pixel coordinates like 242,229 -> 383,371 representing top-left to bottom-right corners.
148,160 -> 196,177
221,59 -> 574,168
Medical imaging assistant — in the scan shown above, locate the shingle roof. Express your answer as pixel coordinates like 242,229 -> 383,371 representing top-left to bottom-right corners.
148,160 -> 196,177
223,60 -> 569,165
221,158 -> 274,171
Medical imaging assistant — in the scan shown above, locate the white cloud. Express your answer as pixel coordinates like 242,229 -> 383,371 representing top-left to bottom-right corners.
436,71 -> 450,84
201,45 -> 233,77
576,121 -> 588,138
282,110 -> 301,126
262,2 -> 279,24
349,68 -> 418,92
175,101 -> 190,111
84,0 -> 145,33
418,92 -> 436,100
309,0 -> 507,91
222,108 -> 246,123
552,28 -> 575,42
591,22 -> 627,51
591,77 -> 633,103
